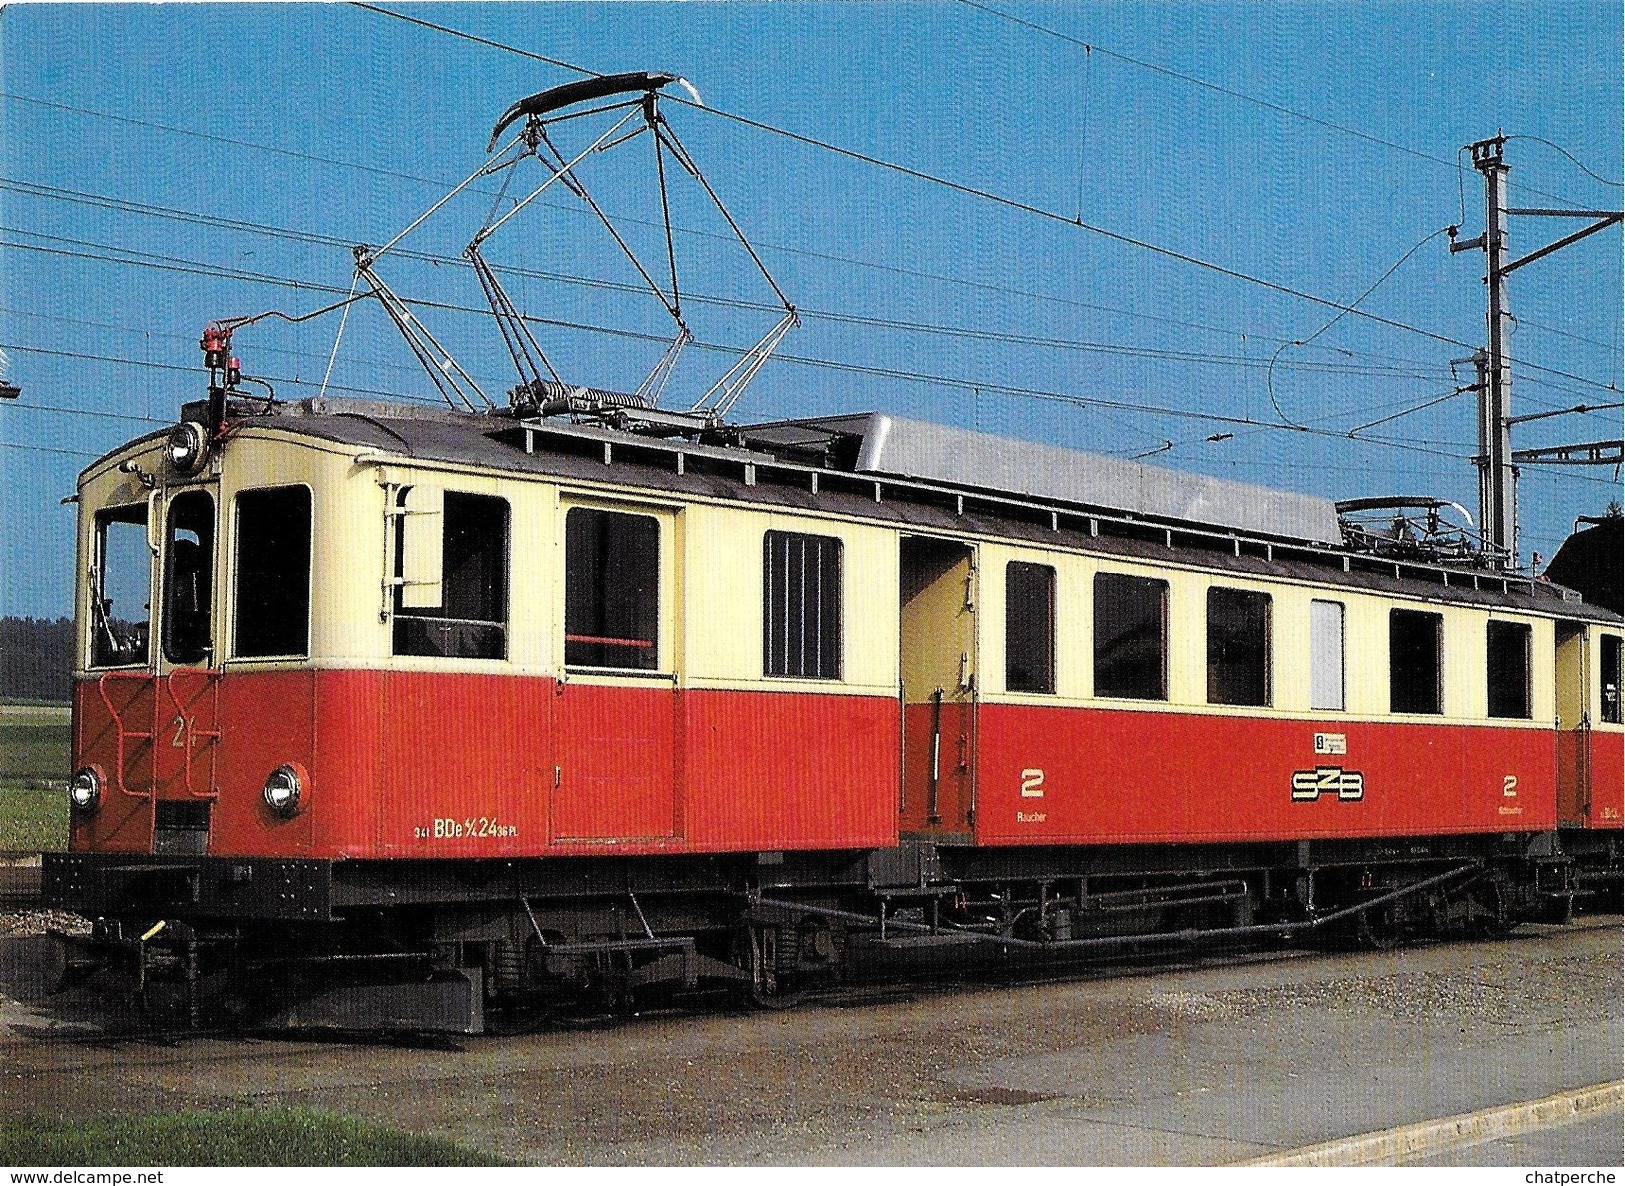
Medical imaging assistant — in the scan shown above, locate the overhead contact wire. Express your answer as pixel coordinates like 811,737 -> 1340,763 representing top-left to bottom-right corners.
341,7 -> 1618,394
1265,225 -> 1454,426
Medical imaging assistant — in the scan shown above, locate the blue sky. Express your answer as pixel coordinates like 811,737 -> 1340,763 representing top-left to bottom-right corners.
2,1 -> 1620,618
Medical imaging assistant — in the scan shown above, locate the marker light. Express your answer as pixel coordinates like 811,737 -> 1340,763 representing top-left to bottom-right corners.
68,766 -> 103,813
262,764 -> 304,817
166,421 -> 209,476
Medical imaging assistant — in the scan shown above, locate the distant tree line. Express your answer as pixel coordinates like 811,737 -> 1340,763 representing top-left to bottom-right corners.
1,617 -> 73,703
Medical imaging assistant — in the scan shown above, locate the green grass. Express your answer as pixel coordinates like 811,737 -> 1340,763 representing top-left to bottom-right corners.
0,1107 -> 504,1167
0,705 -> 71,850
0,786 -> 67,850
1,706 -> 71,785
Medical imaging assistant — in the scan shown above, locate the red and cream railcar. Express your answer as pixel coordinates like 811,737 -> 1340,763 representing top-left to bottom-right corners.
46,396 -> 1622,1029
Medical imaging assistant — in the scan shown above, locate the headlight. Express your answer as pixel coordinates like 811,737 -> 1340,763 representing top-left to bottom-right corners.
69,766 -> 103,813
262,764 -> 305,817
166,421 -> 209,475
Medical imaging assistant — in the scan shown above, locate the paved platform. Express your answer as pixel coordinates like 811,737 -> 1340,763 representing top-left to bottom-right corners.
1,916 -> 1619,1165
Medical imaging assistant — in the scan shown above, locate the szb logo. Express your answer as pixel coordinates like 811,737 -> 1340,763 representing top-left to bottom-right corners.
1291,766 -> 1365,802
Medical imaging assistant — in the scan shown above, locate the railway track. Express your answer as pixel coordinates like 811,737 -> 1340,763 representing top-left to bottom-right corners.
0,853 -> 44,907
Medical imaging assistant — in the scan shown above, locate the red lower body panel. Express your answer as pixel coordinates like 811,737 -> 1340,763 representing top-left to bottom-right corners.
1582,730 -> 1623,829
72,671 -> 1574,861
73,670 -> 901,859
973,703 -> 1559,845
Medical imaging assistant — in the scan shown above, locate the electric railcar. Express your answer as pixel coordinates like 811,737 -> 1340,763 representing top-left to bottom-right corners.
44,380 -> 1622,1031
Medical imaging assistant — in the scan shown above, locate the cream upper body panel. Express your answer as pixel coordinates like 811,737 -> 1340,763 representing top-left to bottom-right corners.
973,539 -> 1558,727
73,414 -> 1616,736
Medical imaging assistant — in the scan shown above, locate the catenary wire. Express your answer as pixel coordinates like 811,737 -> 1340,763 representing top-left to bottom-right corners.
1266,226 -> 1454,426
0,331 -> 1479,468
1,222 -> 1603,433
339,8 -> 1619,396
1,115 -> 1602,394
955,0 -> 1595,209
3,230 -> 1606,464
0,200 -> 1449,383
1511,315 -> 1624,356
1504,135 -> 1624,189
2,300 -> 1526,453
0,176 -> 1452,379
0,104 -> 1195,344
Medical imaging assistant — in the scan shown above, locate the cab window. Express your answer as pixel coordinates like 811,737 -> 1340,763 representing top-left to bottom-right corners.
162,490 -> 215,665
90,504 -> 151,668
233,486 -> 312,658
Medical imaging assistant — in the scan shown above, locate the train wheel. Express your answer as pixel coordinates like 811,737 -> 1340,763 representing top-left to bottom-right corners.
1354,901 -> 1403,950
1539,893 -> 1575,926
1471,875 -> 1518,938
736,924 -> 807,1010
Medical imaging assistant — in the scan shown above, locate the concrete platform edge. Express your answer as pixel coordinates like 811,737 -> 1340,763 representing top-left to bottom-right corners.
1235,1080 -> 1625,1167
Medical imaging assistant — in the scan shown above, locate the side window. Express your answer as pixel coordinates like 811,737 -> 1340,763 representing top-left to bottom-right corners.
763,530 -> 842,680
1207,586 -> 1271,706
1005,561 -> 1055,694
1094,572 -> 1167,700
1602,633 -> 1622,725
1390,608 -> 1443,714
162,490 -> 215,665
394,492 -> 509,660
565,507 -> 659,670
90,504 -> 151,668
233,486 -> 312,658
1309,599 -> 1345,711
1486,620 -> 1532,720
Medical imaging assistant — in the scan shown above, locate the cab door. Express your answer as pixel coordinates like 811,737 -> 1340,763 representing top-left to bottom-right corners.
151,487 -> 222,851
549,502 -> 680,844
75,496 -> 160,852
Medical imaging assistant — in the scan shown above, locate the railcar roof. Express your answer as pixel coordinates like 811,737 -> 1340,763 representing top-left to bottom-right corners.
756,412 -> 1345,547
163,396 -> 1616,624
221,398 -> 1342,541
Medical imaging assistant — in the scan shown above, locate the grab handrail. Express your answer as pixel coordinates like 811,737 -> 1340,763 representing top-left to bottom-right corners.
95,670 -> 155,799
162,668 -> 222,800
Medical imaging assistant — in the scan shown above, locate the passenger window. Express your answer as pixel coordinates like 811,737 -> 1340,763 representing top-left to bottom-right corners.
1207,587 -> 1271,706
565,507 -> 659,670
1005,561 -> 1055,694
90,504 -> 151,668
162,490 -> 215,665
1309,599 -> 1345,711
394,492 -> 509,660
1602,634 -> 1622,725
1390,608 -> 1443,714
763,531 -> 842,680
233,486 -> 312,658
1094,572 -> 1167,700
1486,620 -> 1532,719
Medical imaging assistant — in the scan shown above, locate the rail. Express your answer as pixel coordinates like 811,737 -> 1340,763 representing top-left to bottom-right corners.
0,858 -> 43,906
